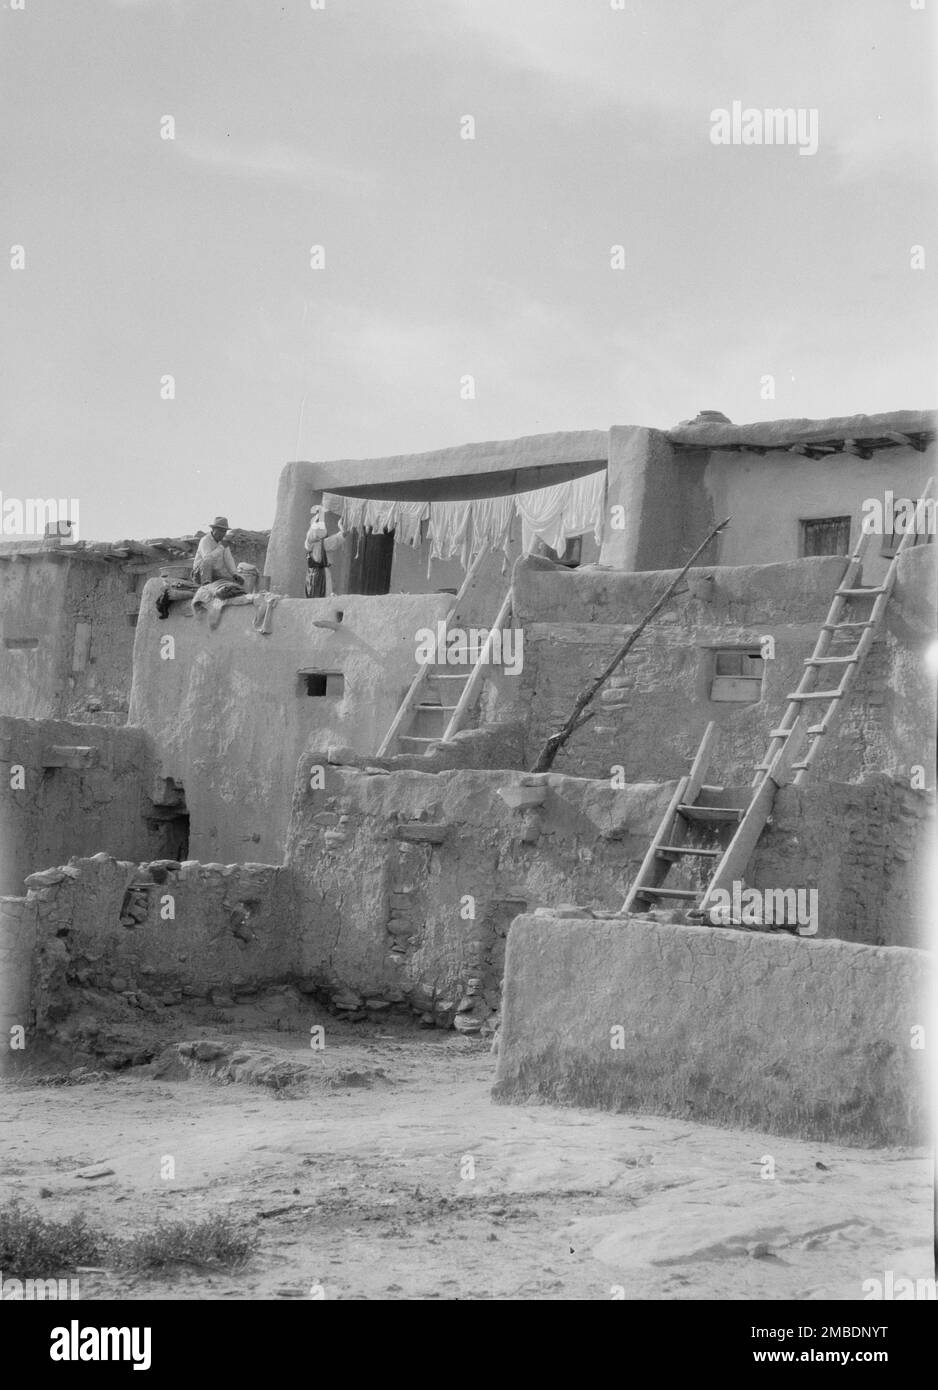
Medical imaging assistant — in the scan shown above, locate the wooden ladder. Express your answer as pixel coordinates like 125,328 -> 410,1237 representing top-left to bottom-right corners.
752,475 -> 933,789
376,551 -> 509,757
623,480 -> 932,921
622,721 -> 742,913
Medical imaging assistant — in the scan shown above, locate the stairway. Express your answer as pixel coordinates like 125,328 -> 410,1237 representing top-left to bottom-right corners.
623,479 -> 933,925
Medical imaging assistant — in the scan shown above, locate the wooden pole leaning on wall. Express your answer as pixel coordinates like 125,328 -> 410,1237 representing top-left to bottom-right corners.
527,516 -> 732,775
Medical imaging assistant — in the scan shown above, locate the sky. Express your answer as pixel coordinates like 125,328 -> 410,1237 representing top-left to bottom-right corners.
1,0 -> 936,542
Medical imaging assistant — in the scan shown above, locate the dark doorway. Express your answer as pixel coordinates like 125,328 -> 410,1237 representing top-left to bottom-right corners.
346,528 -> 395,595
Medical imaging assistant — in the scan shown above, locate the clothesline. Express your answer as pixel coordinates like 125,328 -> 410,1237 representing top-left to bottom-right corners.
321,470 -> 606,569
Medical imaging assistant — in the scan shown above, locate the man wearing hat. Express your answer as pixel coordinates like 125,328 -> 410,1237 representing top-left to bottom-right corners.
192,516 -> 242,586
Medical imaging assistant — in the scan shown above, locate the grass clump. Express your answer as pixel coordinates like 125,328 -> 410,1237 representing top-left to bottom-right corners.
113,1212 -> 258,1272
0,1200 -> 101,1277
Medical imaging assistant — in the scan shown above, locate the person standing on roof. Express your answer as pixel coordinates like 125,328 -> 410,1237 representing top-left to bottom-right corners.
192,516 -> 241,585
304,505 -> 330,598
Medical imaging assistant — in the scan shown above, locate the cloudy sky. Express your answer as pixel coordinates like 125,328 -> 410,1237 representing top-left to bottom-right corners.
2,0 -> 935,541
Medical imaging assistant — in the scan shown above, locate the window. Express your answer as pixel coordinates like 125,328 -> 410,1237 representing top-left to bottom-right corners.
800,517 -> 851,557
300,670 -> 344,698
709,649 -> 764,703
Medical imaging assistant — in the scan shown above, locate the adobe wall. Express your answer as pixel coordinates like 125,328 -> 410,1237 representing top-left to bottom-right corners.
282,763 -> 928,1032
493,914 -> 932,1147
266,430 -> 609,596
0,893 -> 39,1074
0,534 -> 271,726
0,555 -> 71,719
514,547 -> 936,784
128,583 -> 454,862
0,716 -> 171,897
20,855 -> 293,1064
13,765 -> 928,1056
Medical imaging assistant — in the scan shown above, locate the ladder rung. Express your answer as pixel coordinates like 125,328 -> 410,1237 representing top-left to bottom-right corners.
655,845 -> 721,859
823,621 -> 876,631
635,887 -> 701,900
416,703 -> 458,711
398,735 -> 441,744
836,586 -> 887,597
806,725 -> 829,735
677,804 -> 743,823
804,655 -> 858,665
786,690 -> 844,701
790,762 -> 810,771
768,727 -> 796,738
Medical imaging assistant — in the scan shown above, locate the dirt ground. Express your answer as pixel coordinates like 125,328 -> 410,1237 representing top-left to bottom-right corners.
1,1018 -> 932,1301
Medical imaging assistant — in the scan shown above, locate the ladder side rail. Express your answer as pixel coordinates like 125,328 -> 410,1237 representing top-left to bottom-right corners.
622,775 -> 689,913
622,722 -> 718,913
440,585 -> 513,743
702,720 -> 807,912
752,528 -> 877,785
375,546 -> 490,757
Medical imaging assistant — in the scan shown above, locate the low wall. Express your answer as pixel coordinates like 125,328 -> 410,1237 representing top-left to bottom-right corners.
285,763 -> 929,1030
0,716 -> 171,896
27,854 -> 292,1059
493,914 -> 932,1146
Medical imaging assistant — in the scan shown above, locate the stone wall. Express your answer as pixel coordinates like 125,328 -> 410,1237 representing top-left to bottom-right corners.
26,854 -> 292,1062
285,762 -> 673,1035
0,716 -> 173,896
493,914 -> 932,1146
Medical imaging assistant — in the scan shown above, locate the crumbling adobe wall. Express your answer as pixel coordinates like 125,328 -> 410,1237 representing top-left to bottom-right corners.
61,556 -> 140,723
749,778 -> 933,950
493,914 -> 932,1146
0,716 -> 172,897
286,761 -> 672,1033
514,547 -> 935,784
283,761 -> 927,1030
25,854 -> 294,1063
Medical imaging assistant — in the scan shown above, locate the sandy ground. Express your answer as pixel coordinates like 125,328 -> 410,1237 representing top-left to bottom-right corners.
1,1019 -> 932,1301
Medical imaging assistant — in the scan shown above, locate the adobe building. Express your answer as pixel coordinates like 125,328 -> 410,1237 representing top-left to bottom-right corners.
0,529 -> 269,725
1,408 -> 934,1147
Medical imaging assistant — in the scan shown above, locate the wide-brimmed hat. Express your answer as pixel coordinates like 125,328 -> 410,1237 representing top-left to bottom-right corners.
209,516 -> 230,530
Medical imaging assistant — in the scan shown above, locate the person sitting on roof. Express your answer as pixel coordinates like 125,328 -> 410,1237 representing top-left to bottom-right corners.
192,516 -> 242,586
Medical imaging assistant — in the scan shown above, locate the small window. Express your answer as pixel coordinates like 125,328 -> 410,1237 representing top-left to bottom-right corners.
300,670 -> 344,698
801,517 -> 850,557
710,649 -> 764,703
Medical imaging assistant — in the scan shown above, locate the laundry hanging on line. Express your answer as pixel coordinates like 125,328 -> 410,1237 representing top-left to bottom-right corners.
321,471 -> 606,568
